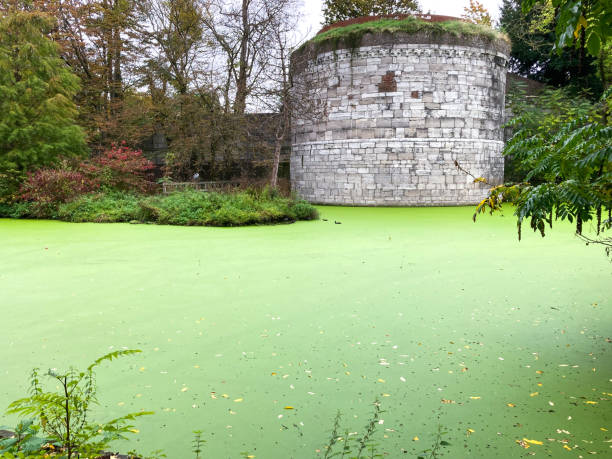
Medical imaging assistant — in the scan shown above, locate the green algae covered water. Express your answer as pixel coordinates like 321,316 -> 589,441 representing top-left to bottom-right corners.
0,207 -> 610,458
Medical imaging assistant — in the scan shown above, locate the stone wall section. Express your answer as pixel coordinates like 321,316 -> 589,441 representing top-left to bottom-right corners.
291,41 -> 508,206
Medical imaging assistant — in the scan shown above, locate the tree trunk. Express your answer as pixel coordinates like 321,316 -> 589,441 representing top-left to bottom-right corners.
233,0 -> 250,114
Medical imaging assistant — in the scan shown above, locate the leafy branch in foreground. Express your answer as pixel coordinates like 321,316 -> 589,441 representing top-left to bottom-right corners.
6,350 -> 152,459
474,87 -> 611,255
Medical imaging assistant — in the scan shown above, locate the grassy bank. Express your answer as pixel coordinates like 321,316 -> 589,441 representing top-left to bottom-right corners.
0,189 -> 318,226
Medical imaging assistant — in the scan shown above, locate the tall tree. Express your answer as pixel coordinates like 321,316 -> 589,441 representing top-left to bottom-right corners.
0,11 -> 87,192
522,0 -> 611,57
500,0 -> 601,93
322,0 -> 420,25
462,0 -> 493,27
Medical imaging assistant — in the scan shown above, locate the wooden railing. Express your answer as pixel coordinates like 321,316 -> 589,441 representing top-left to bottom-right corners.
161,181 -> 242,194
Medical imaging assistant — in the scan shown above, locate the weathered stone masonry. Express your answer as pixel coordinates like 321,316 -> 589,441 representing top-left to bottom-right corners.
291,32 -> 510,206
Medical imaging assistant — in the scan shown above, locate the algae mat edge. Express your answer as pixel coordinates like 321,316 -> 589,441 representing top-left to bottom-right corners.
0,206 -> 610,458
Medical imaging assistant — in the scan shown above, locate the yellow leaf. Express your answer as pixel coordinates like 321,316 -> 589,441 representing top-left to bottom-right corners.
271,372 -> 277,376
470,396 -> 481,400
535,370 -> 543,374
284,406 -> 294,410
585,401 -> 598,404
181,387 -> 188,392
524,438 -> 543,446
530,392 -> 539,397
382,393 -> 391,397
600,427 -> 608,431
563,445 -> 572,451
377,379 -> 385,383
234,398 -> 243,402
574,15 -> 588,38
222,394 -> 229,398
129,428 -> 139,434
467,428 -> 475,435
507,403 -> 516,407
412,436 -> 419,441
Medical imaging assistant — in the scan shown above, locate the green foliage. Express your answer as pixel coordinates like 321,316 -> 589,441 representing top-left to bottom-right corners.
6,350 -> 152,459
56,192 -> 141,223
504,83 -> 597,181
322,0 -> 420,25
475,88 -> 612,254
322,400 -> 384,458
0,12 -> 87,180
42,189 -> 319,226
417,419 -> 452,459
311,16 -> 508,50
522,0 -> 612,57
0,419 -> 51,456
191,430 -> 205,459
138,188 -> 318,226
500,0 -> 602,92
0,201 -> 32,219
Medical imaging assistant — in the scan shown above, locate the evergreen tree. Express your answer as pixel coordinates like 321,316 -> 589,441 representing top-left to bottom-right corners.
322,0 -> 420,26
0,11 -> 87,185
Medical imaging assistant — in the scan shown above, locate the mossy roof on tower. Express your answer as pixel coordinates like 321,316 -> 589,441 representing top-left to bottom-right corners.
294,16 -> 510,58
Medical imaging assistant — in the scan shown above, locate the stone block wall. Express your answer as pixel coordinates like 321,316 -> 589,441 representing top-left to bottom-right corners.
291,35 -> 509,206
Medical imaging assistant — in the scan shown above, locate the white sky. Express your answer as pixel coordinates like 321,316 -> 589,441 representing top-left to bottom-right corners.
298,0 -> 505,40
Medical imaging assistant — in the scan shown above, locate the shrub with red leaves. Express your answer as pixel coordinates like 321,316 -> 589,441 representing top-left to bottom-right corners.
20,168 -> 97,216
88,144 -> 155,193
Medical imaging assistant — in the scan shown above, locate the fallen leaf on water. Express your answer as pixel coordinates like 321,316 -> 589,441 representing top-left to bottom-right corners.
536,370 -> 543,374
467,428 -> 475,436
516,439 -> 530,449
181,387 -> 188,392
530,392 -> 539,397
600,427 -> 607,431
222,394 -> 229,399
585,401 -> 598,404
284,406 -> 294,410
507,403 -> 516,407
378,379 -> 385,383
129,429 -> 139,434
412,436 -> 419,441
563,445 -> 572,451
271,372 -> 277,376
441,399 -> 455,404
234,398 -> 243,402
382,393 -> 391,397
524,438 -> 543,446
470,396 -> 481,400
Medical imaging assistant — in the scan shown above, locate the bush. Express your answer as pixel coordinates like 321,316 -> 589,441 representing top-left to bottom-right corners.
0,201 -> 32,219
19,168 -> 96,217
138,189 -> 318,226
85,144 -> 155,193
56,193 -> 141,223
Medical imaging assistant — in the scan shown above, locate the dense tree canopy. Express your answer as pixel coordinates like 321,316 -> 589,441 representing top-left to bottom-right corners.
500,0 -> 602,93
0,11 -> 86,191
322,0 -> 420,25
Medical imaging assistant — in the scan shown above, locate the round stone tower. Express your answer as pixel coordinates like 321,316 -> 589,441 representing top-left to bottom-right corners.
290,16 -> 510,206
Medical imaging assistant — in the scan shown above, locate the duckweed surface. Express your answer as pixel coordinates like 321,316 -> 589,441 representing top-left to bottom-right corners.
1,206 -> 610,458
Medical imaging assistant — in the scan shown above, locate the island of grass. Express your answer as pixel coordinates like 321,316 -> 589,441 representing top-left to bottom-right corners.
295,15 -> 509,56
0,188 -> 319,226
